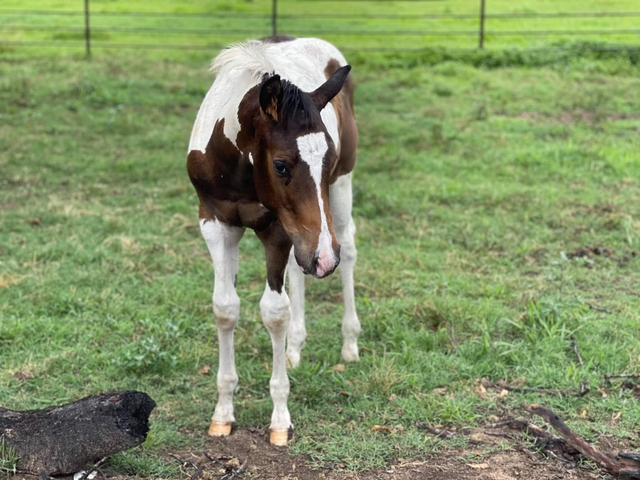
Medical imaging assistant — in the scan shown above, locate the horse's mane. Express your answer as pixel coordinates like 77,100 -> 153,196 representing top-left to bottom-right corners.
211,40 -> 275,79
212,41 -> 317,127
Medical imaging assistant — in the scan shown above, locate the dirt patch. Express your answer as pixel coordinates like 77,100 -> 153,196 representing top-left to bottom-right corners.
6,426 -> 617,480
157,428 -> 609,480
567,245 -> 616,259
566,244 -> 638,268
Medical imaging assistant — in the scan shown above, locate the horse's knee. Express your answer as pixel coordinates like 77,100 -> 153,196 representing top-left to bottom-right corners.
260,289 -> 290,333
262,306 -> 290,332
213,293 -> 240,331
335,218 -> 356,257
217,371 -> 239,389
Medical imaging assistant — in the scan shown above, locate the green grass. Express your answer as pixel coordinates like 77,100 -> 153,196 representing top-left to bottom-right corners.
0,438 -> 19,475
1,42 -> 640,474
1,0 -> 640,56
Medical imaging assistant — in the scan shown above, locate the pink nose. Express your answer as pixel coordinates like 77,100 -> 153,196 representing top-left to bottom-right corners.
314,248 -> 339,278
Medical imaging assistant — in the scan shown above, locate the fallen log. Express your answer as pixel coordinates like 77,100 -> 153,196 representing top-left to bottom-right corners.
0,391 -> 155,476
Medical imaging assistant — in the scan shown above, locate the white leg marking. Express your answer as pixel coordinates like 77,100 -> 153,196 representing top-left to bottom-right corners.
260,282 -> 292,434
200,219 -> 245,428
287,248 -> 306,369
296,132 -> 336,277
329,174 -> 361,362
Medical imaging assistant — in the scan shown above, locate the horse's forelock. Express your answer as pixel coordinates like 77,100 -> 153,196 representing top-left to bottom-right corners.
278,79 -> 318,128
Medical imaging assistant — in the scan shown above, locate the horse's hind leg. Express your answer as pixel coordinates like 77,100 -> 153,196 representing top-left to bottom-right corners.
330,173 -> 361,362
286,248 -> 306,369
200,216 -> 245,437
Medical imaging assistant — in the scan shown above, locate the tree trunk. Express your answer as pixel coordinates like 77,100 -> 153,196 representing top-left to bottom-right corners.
0,391 -> 155,476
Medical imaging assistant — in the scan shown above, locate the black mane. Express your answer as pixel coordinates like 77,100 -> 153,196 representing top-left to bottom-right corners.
264,74 -> 318,128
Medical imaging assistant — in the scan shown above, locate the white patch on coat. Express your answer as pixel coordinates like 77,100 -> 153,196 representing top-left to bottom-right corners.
248,152 -> 254,165
188,71 -> 259,153
320,103 -> 340,149
188,38 -> 347,155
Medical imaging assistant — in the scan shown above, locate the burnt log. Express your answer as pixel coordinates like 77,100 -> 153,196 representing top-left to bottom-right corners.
0,391 -> 155,476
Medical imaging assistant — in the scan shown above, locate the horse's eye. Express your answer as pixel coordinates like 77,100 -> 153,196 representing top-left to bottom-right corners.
273,160 -> 290,176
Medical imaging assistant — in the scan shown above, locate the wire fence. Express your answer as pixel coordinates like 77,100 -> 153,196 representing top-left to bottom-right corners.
1,0 -> 640,56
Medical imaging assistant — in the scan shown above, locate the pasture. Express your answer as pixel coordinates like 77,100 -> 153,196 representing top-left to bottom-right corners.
2,6 -> 640,479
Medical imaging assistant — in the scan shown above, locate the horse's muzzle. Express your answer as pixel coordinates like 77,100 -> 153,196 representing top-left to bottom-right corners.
297,246 -> 341,279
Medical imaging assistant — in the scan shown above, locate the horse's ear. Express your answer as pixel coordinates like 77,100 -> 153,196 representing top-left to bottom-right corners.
260,74 -> 283,122
310,65 -> 351,111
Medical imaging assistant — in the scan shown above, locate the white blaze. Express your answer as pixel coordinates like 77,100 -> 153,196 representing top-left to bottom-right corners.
296,132 -> 334,274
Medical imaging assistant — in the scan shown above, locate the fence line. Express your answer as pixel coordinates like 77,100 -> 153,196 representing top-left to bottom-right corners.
3,9 -> 640,19
1,1 -> 639,56
6,40 -> 640,53
5,25 -> 640,37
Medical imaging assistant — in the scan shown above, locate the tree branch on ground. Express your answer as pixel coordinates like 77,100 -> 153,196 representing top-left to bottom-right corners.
523,403 -> 640,478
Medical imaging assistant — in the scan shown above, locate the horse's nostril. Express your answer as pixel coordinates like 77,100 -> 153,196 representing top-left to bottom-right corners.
313,250 -> 339,279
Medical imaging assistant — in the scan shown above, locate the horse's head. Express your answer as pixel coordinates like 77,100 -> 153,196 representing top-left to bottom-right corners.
252,65 -> 351,279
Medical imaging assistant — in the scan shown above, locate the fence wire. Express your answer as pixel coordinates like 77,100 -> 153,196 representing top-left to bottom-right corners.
1,1 -> 639,55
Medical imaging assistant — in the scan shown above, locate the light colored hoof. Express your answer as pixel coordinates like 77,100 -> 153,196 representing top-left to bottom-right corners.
270,428 -> 293,446
208,421 -> 232,437
341,344 -> 360,363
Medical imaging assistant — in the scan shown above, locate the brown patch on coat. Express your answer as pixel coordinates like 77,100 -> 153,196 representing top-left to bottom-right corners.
324,58 -> 358,184
187,117 -> 275,230
256,221 -> 292,292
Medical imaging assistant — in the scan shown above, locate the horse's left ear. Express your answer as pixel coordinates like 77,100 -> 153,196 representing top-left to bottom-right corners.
310,65 -> 351,111
260,74 -> 283,122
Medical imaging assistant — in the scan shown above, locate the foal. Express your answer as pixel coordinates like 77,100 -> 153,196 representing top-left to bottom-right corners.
187,37 -> 360,446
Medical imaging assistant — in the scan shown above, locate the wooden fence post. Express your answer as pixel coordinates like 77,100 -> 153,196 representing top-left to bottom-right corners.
478,0 -> 486,49
84,0 -> 91,56
271,0 -> 277,36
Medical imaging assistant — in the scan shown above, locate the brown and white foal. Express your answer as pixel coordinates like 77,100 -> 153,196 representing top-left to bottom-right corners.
187,37 -> 360,445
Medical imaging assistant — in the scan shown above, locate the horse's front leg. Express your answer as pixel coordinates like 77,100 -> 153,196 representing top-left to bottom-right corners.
200,216 -> 245,437
330,173 -> 361,362
286,248 -> 306,369
257,225 -> 293,446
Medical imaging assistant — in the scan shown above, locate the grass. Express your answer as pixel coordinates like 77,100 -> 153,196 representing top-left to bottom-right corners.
0,438 -> 18,475
2,35 -> 640,476
1,0 -> 640,56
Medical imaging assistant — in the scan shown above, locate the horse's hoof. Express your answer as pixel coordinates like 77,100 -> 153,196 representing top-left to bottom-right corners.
208,421 -> 233,437
341,344 -> 360,363
270,427 -> 293,446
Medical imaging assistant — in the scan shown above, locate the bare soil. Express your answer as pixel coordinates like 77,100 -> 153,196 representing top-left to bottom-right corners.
159,427 -> 612,480
8,426 -> 619,480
